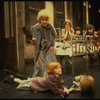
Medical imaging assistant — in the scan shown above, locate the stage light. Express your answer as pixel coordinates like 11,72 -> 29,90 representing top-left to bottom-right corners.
89,4 -> 91,8
83,2 -> 86,6
98,9 -> 100,13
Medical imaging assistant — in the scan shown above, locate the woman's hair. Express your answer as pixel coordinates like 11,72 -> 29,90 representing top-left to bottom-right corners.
80,75 -> 94,92
63,19 -> 74,33
37,9 -> 50,21
64,19 -> 72,27
47,62 -> 62,74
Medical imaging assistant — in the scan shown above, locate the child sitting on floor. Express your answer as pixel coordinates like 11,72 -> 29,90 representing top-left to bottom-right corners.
68,75 -> 94,94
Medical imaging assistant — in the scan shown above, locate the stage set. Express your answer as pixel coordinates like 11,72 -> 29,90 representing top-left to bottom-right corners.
55,35 -> 100,75
0,35 -> 100,99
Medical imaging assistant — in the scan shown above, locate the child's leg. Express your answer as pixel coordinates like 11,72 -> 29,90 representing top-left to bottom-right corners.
14,78 -> 23,84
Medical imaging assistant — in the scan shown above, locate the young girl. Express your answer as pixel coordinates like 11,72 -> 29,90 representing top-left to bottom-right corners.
61,19 -> 74,41
5,62 -> 69,97
68,75 -> 94,94
74,27 -> 81,36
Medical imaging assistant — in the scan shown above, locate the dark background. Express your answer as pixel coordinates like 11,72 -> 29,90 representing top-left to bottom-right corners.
89,0 -> 100,30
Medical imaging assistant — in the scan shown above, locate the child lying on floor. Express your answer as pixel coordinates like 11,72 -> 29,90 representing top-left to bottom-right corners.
68,75 -> 94,94
4,62 -> 70,98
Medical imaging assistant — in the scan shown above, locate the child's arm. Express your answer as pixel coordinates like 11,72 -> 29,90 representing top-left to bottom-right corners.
73,81 -> 80,87
75,75 -> 81,81
64,86 -> 80,94
45,75 -> 65,95
73,87 -> 81,91
64,87 -> 69,95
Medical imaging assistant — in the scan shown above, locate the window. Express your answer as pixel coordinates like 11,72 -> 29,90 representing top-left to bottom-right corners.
54,1 -> 65,28
53,1 -> 65,38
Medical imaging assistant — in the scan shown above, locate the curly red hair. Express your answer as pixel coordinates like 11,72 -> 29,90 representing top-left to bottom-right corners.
47,62 -> 62,74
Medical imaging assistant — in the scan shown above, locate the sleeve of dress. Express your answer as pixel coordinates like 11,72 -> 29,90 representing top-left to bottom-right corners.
61,29 -> 65,37
45,75 -> 65,95
58,78 -> 65,89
